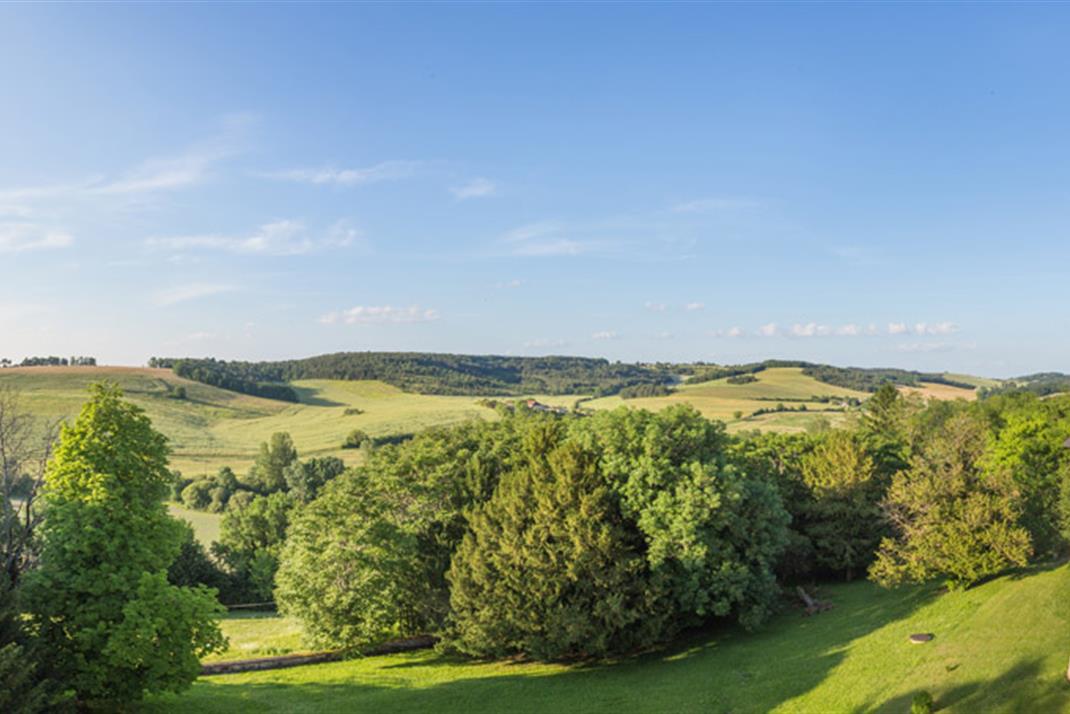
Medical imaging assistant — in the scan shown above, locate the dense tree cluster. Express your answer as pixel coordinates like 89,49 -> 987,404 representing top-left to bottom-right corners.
277,407 -> 790,659
151,352 -> 673,397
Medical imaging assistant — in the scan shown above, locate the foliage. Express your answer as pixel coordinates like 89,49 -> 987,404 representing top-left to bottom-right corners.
446,441 -> 661,659
870,412 -> 1032,589
214,492 -> 293,601
23,383 -> 225,704
247,432 -> 298,493
799,431 -> 885,579
283,456 -> 346,503
152,352 -> 673,397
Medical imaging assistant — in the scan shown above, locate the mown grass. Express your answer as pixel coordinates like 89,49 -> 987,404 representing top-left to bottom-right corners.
167,503 -> 223,546
586,368 -> 869,432
148,565 -> 1070,713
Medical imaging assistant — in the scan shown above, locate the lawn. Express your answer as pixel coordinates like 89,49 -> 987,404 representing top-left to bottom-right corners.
147,565 -> 1070,713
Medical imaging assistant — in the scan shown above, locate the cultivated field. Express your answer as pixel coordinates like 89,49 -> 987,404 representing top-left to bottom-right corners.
0,367 -> 568,477
585,368 -> 871,432
146,564 -> 1070,713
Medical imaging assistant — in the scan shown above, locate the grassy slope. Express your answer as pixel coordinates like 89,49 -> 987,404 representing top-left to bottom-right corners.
585,368 -> 870,433
0,367 -> 571,476
148,566 -> 1070,713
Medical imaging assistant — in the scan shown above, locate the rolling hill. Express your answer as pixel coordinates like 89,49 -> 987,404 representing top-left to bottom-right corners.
145,564 -> 1070,713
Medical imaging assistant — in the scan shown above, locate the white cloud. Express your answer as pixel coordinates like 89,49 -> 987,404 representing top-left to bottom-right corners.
645,302 -> 668,312
591,330 -> 618,340
0,223 -> 73,254
147,219 -> 362,256
914,321 -> 959,336
319,305 -> 440,325
836,323 -> 861,336
153,283 -> 237,307
685,302 -> 704,312
501,221 -> 599,257
450,177 -> 496,200
671,197 -> 760,214
757,323 -> 779,337
257,160 -> 423,187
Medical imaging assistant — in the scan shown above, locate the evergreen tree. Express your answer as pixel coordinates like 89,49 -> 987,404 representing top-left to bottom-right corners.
23,383 -> 225,705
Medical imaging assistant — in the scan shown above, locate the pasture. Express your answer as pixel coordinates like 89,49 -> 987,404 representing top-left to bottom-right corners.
147,564 -> 1070,713
585,368 -> 870,432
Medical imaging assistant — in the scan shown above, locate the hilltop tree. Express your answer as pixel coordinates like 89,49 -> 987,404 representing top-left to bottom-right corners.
870,412 -> 1032,590
23,383 -> 225,705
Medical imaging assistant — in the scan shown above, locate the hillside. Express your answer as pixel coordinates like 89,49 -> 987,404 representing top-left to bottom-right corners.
585,367 -> 871,432
146,564 -> 1070,713
0,367 -> 519,476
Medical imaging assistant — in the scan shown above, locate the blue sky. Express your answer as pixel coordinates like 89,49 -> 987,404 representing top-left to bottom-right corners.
1,3 -> 1068,376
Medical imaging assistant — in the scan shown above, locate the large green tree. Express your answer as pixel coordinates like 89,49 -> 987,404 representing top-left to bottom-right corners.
446,441 -> 660,659
24,384 -> 225,705
799,431 -> 885,579
870,412 -> 1032,590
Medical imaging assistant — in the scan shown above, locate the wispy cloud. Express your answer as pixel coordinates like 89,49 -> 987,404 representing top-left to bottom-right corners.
0,223 -> 73,254
319,305 -> 439,325
147,219 -> 361,257
671,197 -> 760,214
450,177 -> 496,200
153,283 -> 237,307
257,160 -> 423,187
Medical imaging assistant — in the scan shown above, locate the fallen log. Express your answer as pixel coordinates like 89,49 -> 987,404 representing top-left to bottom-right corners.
796,586 -> 833,616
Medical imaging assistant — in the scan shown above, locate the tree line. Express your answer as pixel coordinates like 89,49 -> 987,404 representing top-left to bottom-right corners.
149,352 -> 673,398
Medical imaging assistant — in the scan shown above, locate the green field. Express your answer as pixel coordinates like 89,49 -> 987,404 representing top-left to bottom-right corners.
0,365 -> 985,478
0,367 -> 570,477
168,503 -> 223,545
586,368 -> 870,432
146,564 -> 1070,713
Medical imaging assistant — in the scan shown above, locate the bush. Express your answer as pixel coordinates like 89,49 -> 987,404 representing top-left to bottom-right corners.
342,429 -> 370,449
910,691 -> 934,714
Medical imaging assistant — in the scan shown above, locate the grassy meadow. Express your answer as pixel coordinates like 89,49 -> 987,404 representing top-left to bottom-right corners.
147,564 -> 1070,713
0,366 -> 985,480
586,368 -> 872,432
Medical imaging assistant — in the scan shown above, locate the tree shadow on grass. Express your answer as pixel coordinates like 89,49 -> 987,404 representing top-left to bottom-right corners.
875,657 -> 1070,713
287,385 -> 346,407
149,580 -> 939,714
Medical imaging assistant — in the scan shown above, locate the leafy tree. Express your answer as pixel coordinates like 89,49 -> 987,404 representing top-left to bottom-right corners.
214,492 -> 293,600
870,412 -> 1032,589
247,433 -> 298,493
23,383 -> 225,705
276,472 -> 431,649
799,431 -> 884,579
446,442 -> 659,659
284,456 -> 346,502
